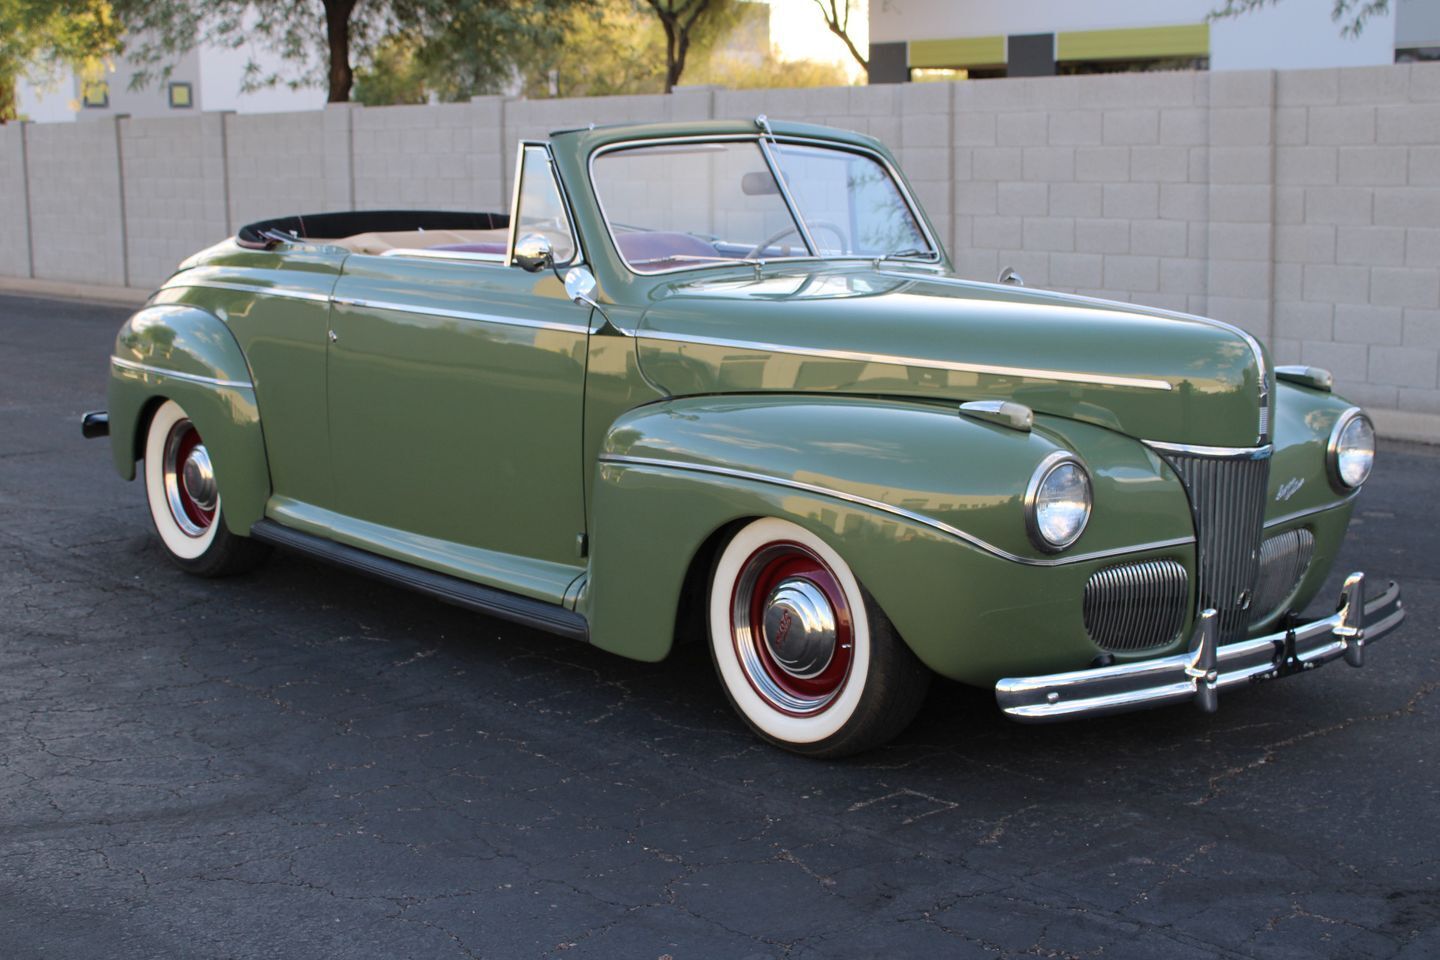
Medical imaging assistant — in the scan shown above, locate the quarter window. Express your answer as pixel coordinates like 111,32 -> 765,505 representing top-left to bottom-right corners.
513,145 -> 578,266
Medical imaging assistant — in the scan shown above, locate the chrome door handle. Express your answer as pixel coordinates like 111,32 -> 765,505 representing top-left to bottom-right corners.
327,329 -> 338,343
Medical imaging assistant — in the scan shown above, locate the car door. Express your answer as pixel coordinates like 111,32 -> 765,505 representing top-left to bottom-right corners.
324,144 -> 591,600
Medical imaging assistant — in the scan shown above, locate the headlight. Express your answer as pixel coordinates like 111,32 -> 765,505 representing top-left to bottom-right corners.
1328,408 -> 1374,490
1025,454 -> 1092,552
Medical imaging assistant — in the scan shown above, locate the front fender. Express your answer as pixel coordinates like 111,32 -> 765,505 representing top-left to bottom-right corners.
584,394 -> 1195,682
107,304 -> 271,536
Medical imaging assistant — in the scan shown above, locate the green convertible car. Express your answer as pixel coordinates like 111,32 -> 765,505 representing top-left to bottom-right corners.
83,117 -> 1404,756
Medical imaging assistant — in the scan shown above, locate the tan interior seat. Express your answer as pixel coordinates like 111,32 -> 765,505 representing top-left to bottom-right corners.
326,228 -> 511,255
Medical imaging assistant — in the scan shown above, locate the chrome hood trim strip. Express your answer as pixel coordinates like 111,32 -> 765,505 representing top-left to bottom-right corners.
1144,440 -> 1273,460
330,295 -> 585,333
111,356 -> 252,390
164,279 -> 333,304
636,330 -> 1174,392
600,454 -> 1193,567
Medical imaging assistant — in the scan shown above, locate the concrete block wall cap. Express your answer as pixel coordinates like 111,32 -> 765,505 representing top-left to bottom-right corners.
0,277 -> 149,306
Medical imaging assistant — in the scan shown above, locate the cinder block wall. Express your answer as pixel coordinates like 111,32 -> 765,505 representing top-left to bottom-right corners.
0,63 -> 1435,435
24,121 -> 126,286
120,115 -> 230,286
1270,66 -> 1440,419
0,125 -> 30,278
225,111 -> 332,229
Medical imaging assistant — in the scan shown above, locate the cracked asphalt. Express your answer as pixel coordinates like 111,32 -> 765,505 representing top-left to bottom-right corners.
2,290 -> 1438,959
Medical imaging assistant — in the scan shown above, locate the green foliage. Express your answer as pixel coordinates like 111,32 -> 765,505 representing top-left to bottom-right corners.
351,32 -> 430,105
0,0 -> 121,120
1209,0 -> 1390,37
353,2 -> 570,104
110,0 -> 578,103
689,47 -> 850,90
517,1 -> 667,98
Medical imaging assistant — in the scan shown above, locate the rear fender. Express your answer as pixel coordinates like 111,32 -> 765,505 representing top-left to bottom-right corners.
107,304 -> 271,535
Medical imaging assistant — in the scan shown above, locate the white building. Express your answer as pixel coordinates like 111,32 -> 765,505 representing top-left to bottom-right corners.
17,37 -> 325,123
868,0 -> 1440,83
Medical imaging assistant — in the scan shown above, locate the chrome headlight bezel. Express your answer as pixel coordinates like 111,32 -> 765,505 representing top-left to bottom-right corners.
1025,452 -> 1093,553
1327,407 -> 1375,492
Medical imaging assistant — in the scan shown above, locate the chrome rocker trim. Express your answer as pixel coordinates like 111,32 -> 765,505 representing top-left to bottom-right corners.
995,573 -> 1403,722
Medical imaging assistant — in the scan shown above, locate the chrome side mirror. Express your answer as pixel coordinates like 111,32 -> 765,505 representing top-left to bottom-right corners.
514,233 -> 554,272
564,265 -> 597,305
997,265 -> 1024,286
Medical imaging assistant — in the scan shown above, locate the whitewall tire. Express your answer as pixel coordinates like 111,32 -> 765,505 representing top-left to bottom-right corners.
141,399 -> 269,577
708,517 -> 930,757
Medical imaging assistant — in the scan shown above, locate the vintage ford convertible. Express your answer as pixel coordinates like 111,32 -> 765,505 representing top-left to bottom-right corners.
83,118 -> 1404,756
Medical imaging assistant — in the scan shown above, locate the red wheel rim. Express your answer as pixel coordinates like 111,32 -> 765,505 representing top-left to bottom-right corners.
729,541 -> 854,716
162,420 -> 216,536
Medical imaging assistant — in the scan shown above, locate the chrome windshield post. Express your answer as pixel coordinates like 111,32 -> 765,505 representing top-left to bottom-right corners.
754,116 -> 818,257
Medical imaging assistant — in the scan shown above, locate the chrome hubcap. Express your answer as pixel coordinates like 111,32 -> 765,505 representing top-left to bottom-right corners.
730,542 -> 854,716
181,445 -> 217,512
762,577 -> 837,679
161,419 -> 216,537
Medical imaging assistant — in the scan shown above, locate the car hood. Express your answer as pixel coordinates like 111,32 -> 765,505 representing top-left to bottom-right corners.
633,265 -> 1270,448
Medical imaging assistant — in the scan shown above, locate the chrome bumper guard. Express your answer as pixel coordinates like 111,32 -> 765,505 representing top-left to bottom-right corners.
996,573 -> 1404,722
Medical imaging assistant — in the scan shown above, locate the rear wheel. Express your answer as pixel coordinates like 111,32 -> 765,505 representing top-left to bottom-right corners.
143,399 -> 269,577
708,518 -> 930,758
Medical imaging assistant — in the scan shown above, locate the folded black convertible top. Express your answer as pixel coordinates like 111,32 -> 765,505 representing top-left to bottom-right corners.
236,210 -> 509,249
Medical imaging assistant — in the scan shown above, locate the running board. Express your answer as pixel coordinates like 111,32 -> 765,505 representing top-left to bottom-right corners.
250,519 -> 589,642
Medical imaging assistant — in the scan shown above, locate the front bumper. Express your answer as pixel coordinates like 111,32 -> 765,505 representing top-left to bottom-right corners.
995,572 -> 1404,722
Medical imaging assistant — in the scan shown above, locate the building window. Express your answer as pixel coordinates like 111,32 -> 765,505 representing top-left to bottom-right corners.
1058,57 -> 1209,75
168,82 -> 193,109
1396,48 -> 1440,63
81,82 -> 109,109
910,67 -> 1006,82
1056,24 -> 1209,75
908,35 -> 1007,80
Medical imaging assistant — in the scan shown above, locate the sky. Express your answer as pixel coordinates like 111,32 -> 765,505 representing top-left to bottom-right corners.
762,0 -> 869,82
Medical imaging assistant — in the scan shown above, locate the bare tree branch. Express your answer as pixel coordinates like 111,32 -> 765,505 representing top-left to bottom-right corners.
1209,0 -> 1389,37
811,0 -> 867,73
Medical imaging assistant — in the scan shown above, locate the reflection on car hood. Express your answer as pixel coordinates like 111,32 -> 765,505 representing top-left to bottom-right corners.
635,264 -> 1269,448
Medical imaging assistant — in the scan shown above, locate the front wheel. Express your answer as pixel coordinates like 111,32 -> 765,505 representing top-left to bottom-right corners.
708,518 -> 930,758
143,399 -> 269,577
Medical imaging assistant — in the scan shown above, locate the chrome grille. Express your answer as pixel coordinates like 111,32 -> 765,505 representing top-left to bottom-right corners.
1251,527 -> 1315,624
1156,448 -> 1272,646
1083,559 -> 1189,652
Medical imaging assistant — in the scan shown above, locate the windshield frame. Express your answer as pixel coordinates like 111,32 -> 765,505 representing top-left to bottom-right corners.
586,133 -> 943,277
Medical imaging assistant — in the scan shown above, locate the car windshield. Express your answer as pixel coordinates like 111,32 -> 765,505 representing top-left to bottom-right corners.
590,139 -> 934,273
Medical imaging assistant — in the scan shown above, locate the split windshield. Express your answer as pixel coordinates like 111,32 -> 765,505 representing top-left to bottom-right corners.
590,139 -> 934,273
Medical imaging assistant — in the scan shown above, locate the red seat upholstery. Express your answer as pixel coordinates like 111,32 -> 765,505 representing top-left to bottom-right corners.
431,242 -> 508,255
616,232 -> 718,263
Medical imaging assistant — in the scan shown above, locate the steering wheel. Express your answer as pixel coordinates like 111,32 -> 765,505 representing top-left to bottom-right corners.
747,219 -> 849,259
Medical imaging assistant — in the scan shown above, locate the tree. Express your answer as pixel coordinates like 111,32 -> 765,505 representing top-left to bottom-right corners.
811,0 -> 866,77
0,0 -> 122,121
1209,0 -> 1389,37
112,0 -> 566,104
642,0 -> 714,92
354,1 -> 571,105
516,1 -> 667,98
514,0 -> 741,99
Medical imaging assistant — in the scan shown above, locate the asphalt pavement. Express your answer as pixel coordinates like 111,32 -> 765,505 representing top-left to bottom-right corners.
1,290 -> 1437,960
